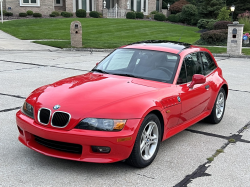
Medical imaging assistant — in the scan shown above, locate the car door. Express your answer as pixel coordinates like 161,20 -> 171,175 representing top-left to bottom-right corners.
176,52 -> 212,125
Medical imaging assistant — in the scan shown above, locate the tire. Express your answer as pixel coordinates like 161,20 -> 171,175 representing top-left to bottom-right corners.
207,88 -> 226,124
126,114 -> 161,168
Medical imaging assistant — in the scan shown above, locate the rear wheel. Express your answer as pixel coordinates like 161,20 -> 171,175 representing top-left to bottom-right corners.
126,114 -> 161,168
207,88 -> 226,124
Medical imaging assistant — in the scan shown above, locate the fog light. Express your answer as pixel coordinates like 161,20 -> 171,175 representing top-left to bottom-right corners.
91,146 -> 111,153
17,126 -> 24,136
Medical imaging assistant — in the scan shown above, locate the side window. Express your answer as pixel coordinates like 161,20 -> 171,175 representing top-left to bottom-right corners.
200,52 -> 217,75
185,53 -> 203,82
177,62 -> 187,84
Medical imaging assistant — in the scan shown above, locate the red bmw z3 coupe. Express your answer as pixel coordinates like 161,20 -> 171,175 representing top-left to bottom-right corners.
16,41 -> 228,168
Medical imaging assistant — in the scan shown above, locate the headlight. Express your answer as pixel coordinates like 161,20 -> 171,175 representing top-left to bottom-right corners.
21,101 -> 34,119
75,118 -> 126,131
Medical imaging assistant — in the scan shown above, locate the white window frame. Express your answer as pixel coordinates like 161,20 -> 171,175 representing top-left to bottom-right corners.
54,0 -> 63,6
20,0 -> 40,6
133,0 -> 148,15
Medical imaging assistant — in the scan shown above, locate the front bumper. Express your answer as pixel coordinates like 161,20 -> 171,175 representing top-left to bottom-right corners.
16,111 -> 141,163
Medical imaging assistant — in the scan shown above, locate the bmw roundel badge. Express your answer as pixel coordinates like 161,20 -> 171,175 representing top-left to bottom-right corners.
177,96 -> 181,102
53,105 -> 60,110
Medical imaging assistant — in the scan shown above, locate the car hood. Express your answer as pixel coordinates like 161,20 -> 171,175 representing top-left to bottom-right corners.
30,73 -> 171,127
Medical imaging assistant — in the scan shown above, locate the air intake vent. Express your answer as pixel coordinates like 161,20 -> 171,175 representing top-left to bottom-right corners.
38,108 -> 51,125
34,135 -> 82,154
51,111 -> 70,128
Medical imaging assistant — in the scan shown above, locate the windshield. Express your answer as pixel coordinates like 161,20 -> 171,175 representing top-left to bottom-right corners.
93,48 -> 180,83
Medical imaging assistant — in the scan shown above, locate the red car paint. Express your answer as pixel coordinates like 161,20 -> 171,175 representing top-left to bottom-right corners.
16,42 -> 228,163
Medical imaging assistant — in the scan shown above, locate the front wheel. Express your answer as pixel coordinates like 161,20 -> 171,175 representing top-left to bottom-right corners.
126,114 -> 161,168
207,88 -> 226,124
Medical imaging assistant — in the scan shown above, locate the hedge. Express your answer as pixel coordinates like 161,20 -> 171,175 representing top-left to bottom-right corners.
201,29 -> 228,44
89,11 -> 100,18
214,21 -> 232,30
154,13 -> 166,21
126,12 -> 136,19
76,9 -> 86,18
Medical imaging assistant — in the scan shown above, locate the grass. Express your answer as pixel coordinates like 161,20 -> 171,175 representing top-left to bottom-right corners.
239,18 -> 250,32
0,18 -> 200,48
200,46 -> 250,55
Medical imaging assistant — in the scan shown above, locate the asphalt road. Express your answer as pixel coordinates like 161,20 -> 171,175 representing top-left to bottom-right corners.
0,49 -> 250,187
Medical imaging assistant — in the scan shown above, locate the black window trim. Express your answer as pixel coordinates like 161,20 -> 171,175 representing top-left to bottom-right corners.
199,51 -> 218,76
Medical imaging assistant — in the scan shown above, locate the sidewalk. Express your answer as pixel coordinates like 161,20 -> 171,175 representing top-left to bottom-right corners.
0,30 -> 58,51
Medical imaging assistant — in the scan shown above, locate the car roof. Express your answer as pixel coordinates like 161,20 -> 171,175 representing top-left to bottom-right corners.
121,40 -> 201,54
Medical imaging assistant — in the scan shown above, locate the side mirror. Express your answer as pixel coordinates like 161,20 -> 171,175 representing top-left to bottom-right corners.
96,62 -> 99,66
188,74 -> 206,89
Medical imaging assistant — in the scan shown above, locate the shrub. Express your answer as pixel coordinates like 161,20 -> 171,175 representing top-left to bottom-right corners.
150,10 -> 158,14
33,13 -> 42,17
197,19 -> 210,29
214,21 -> 232,30
154,13 -> 166,21
169,0 -> 189,14
51,11 -> 60,16
49,14 -> 56,17
201,29 -> 228,44
181,4 -> 198,25
135,12 -> 144,19
217,7 -> 230,21
61,11 -> 72,18
126,12 -> 136,19
168,14 -> 178,22
239,17 -> 250,32
19,13 -> 27,17
176,12 -> 184,23
4,12 -> 13,16
89,11 -> 99,18
26,10 -> 33,15
238,10 -> 250,19
76,9 -> 86,18
207,20 -> 217,30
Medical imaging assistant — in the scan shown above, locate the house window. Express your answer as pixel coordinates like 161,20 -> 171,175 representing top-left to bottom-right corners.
20,0 -> 40,6
79,0 -> 95,12
133,0 -> 148,14
156,0 -> 160,11
54,0 -> 63,6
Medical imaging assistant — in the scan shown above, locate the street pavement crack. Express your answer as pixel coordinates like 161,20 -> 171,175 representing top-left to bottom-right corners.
0,93 -> 26,99
0,107 -> 21,113
0,59 -> 89,72
0,60 -> 46,67
174,162 -> 211,187
176,121 -> 250,186
135,173 -> 155,179
229,89 -> 250,94
185,129 -> 250,143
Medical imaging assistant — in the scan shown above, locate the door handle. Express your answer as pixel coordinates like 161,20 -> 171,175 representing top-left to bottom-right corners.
205,85 -> 210,90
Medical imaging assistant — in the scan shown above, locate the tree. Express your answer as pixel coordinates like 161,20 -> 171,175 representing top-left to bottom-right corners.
198,0 -> 225,19
217,7 -> 230,21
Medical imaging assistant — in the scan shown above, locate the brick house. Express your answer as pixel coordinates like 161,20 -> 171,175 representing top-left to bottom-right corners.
2,0 -> 162,16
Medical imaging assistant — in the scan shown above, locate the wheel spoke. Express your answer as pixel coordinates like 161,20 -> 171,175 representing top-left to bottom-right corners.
146,124 -> 154,135
140,142 -> 146,152
144,145 -> 150,157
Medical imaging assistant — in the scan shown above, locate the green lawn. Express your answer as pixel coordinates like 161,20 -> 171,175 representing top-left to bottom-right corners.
204,46 -> 250,56
0,18 -> 200,48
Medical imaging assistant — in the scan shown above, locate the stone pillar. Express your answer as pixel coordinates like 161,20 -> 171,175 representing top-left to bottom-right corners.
70,21 -> 82,48
227,21 -> 244,55
102,8 -> 108,18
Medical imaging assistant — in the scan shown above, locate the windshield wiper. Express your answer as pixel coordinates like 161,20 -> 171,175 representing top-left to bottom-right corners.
92,68 -> 110,74
112,73 -> 145,79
